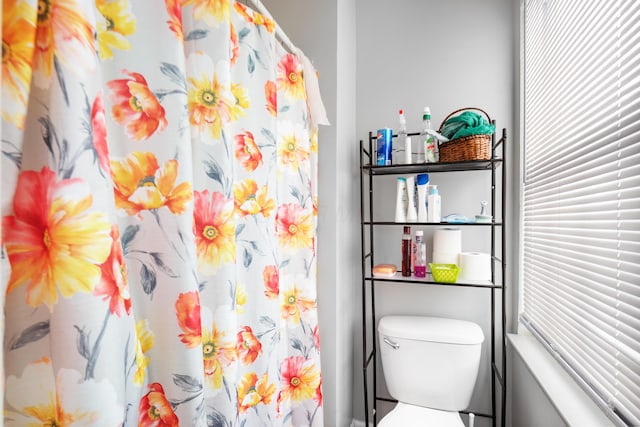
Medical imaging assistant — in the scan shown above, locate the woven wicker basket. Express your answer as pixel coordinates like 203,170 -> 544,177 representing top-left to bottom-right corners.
438,107 -> 493,163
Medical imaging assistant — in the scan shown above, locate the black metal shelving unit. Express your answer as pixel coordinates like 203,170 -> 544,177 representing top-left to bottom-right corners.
359,128 -> 507,427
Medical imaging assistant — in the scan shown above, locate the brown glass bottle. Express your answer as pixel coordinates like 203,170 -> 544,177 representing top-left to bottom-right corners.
401,226 -> 412,276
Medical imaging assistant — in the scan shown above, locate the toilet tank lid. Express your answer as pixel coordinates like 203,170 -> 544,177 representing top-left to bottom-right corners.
378,316 -> 484,345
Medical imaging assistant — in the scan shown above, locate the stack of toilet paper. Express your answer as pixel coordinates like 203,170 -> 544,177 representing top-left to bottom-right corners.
432,228 -> 491,281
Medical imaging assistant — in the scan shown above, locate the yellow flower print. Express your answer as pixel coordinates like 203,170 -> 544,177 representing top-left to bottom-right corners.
275,203 -> 314,250
280,280 -> 316,325
2,0 -> 36,129
33,0 -> 95,87
280,356 -> 321,402
277,53 -> 305,100
237,372 -> 276,413
277,120 -> 310,173
187,53 -> 234,140
202,323 -> 237,390
184,0 -> 230,28
5,358 -> 122,426
193,190 -> 236,274
96,0 -> 136,59
310,127 -> 319,153
233,179 -> 275,218
134,319 -> 155,386
235,282 -> 247,314
2,168 -> 112,309
110,151 -> 193,216
229,81 -> 249,121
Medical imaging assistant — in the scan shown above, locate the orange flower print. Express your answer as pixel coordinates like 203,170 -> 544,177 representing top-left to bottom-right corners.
230,81 -> 249,121
33,0 -> 95,87
175,291 -> 202,348
203,323 -> 237,390
94,226 -> 131,317
230,21 -> 239,64
192,190 -> 235,274
111,151 -> 192,216
233,2 -> 274,33
138,383 -> 179,427
2,0 -> 36,129
278,121 -> 310,172
233,179 -> 275,218
237,326 -> 262,365
280,356 -> 321,402
234,131 -> 263,172
187,53 -> 233,140
280,280 -> 316,325
107,71 -> 167,141
2,167 -> 112,309
277,53 -> 305,100
264,80 -> 277,116
96,0 -> 136,59
165,0 -> 183,40
134,319 -> 154,386
5,358 -> 121,426
91,90 -> 111,175
275,203 -> 314,249
315,378 -> 323,406
237,372 -> 276,413
313,324 -> 321,350
263,265 -> 279,299
183,0 -> 230,28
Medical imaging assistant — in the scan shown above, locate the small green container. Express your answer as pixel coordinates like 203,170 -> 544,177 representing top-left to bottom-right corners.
429,263 -> 460,283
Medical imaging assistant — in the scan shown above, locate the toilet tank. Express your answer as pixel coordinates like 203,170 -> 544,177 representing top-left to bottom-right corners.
378,315 -> 484,411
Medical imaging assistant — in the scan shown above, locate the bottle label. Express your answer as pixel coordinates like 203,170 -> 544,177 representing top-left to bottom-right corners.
414,265 -> 426,278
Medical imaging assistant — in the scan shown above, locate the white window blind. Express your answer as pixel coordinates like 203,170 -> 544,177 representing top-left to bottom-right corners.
521,1 -> 640,426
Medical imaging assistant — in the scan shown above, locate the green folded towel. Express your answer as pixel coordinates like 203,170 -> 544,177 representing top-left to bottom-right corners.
440,111 -> 495,140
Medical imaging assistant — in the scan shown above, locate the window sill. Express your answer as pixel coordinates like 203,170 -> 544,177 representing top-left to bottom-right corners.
507,332 -> 615,427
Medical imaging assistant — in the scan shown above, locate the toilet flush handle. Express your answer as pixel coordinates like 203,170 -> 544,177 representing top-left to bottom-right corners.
383,336 -> 400,349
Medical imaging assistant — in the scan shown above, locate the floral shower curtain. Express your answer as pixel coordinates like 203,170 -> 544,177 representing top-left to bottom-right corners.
1,1 -> 324,426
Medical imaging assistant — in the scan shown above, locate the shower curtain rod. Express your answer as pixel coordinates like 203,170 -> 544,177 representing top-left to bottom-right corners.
244,0 -> 297,54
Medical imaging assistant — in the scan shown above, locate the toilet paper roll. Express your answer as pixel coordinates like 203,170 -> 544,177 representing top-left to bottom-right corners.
432,251 -> 460,265
432,228 -> 462,263
458,252 -> 492,281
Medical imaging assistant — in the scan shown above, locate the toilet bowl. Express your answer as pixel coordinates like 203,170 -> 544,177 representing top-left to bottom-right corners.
377,402 -> 464,427
377,315 -> 484,426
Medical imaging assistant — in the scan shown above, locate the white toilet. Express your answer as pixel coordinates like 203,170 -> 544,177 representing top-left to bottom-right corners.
377,315 -> 484,427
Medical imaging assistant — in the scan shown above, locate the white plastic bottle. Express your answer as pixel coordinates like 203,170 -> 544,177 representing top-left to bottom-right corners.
422,107 -> 438,163
414,230 -> 427,277
416,173 -> 429,222
427,184 -> 441,223
395,177 -> 408,222
406,175 -> 418,222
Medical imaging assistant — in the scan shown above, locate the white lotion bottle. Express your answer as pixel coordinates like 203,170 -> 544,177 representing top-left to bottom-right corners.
406,175 -> 418,222
417,173 -> 429,222
395,177 -> 408,222
427,184 -> 441,223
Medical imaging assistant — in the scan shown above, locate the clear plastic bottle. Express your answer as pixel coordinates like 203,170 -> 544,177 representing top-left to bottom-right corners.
422,107 -> 438,163
401,226 -> 412,277
414,230 -> 427,277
